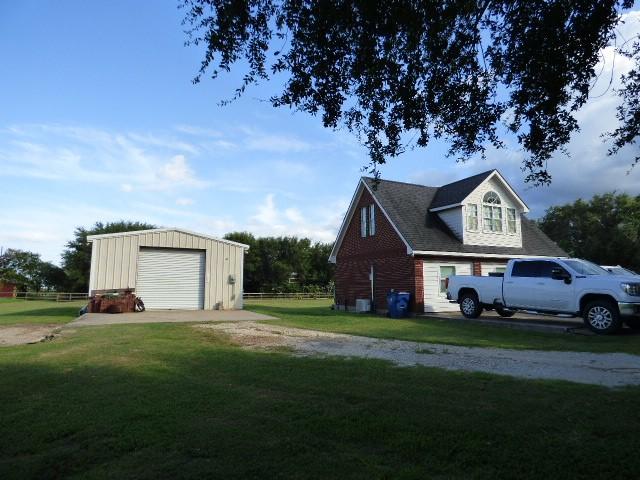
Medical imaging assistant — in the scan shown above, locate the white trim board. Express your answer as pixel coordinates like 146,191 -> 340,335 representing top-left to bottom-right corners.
87,228 -> 250,250
413,250 -> 566,259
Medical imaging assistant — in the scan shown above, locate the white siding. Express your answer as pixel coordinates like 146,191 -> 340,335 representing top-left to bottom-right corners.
423,260 -> 473,312
88,229 -> 245,310
463,176 -> 523,248
437,207 -> 464,240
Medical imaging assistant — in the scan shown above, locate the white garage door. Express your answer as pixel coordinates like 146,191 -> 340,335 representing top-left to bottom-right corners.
136,248 -> 205,310
423,260 -> 473,312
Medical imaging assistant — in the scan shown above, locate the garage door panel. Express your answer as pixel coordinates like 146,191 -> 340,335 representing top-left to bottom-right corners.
136,249 -> 205,310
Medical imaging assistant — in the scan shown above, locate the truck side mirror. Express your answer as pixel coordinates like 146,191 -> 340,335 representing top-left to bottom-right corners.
551,268 -> 571,284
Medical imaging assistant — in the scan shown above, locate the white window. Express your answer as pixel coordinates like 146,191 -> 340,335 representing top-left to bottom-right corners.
360,204 -> 375,237
466,204 -> 478,231
483,191 -> 501,205
439,266 -> 456,294
369,203 -> 375,236
482,191 -> 503,232
507,208 -> 517,234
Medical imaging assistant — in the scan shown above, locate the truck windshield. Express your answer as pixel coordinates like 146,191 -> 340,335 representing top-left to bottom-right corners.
563,259 -> 610,276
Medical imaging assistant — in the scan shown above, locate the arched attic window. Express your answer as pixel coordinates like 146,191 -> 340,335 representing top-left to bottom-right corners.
483,191 -> 501,205
482,191 -> 503,232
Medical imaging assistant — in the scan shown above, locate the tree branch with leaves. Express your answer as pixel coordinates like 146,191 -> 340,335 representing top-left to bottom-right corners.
182,0 -> 637,184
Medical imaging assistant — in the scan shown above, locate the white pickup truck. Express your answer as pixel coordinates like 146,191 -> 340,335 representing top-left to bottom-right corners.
446,258 -> 640,334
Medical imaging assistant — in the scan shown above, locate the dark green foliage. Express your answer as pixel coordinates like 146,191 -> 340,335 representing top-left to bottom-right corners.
609,41 -> 640,168
224,231 -> 334,292
0,249 -> 67,291
538,192 -> 640,272
61,221 -> 157,292
182,0 -> 636,185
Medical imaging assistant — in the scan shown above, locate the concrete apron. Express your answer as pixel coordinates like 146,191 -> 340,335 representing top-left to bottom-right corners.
69,309 -> 276,327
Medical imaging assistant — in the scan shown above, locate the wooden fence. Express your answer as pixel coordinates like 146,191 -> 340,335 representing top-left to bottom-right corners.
13,292 -> 89,302
7,291 -> 331,302
243,292 -> 333,300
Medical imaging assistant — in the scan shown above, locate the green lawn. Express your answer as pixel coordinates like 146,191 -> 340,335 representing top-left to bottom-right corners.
2,299 -> 640,478
248,298 -> 640,355
0,298 -> 85,326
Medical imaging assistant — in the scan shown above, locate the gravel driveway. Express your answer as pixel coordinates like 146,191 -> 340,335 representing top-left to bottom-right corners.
197,321 -> 640,388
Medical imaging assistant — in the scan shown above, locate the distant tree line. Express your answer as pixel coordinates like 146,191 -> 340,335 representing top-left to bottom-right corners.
224,232 -> 334,293
0,222 -> 335,293
0,249 -> 67,292
538,193 -> 640,273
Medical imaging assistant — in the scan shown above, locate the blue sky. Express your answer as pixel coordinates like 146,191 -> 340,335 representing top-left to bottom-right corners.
2,2 -> 640,264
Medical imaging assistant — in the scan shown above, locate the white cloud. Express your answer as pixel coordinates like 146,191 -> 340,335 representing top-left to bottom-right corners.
242,127 -> 312,153
247,193 -> 342,242
127,132 -> 199,155
160,155 -> 194,183
176,197 -> 194,206
0,124 -> 210,193
251,194 -> 280,225
207,139 -> 237,150
174,124 -> 223,138
284,207 -> 305,223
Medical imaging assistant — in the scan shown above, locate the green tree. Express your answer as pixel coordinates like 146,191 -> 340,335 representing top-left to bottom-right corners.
0,249 -> 68,291
38,263 -> 69,291
62,221 -> 157,292
538,193 -> 640,272
307,242 -> 335,287
224,232 -> 260,291
0,249 -> 43,291
224,232 -> 334,292
182,0 -> 636,185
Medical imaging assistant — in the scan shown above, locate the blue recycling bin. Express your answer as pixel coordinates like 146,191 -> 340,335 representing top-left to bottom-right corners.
387,291 -> 411,318
386,291 -> 398,317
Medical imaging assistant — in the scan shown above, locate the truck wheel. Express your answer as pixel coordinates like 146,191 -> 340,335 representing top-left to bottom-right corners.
460,292 -> 483,319
496,307 -> 515,318
624,317 -> 640,331
583,300 -> 622,334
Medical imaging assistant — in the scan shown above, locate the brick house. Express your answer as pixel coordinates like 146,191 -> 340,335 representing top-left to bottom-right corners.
329,170 -> 567,313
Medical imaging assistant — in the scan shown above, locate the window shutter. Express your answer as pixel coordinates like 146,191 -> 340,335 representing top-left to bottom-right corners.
361,207 -> 367,237
369,204 -> 375,236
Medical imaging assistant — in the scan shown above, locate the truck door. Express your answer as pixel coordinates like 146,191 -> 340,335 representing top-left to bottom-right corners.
530,261 -> 574,312
503,260 -> 538,309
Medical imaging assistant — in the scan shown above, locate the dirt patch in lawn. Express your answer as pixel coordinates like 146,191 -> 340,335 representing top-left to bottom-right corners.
195,321 -> 640,388
0,324 -> 60,346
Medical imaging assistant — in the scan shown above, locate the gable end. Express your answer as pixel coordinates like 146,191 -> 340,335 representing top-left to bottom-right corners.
329,180 -> 413,263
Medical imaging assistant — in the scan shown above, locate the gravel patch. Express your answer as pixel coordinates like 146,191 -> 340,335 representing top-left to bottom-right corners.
196,321 -> 640,388
0,325 -> 60,346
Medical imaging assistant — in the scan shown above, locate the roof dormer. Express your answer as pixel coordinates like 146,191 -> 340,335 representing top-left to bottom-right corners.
429,170 -> 528,248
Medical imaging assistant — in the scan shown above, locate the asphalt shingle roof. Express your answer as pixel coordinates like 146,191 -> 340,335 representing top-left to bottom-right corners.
363,176 -> 567,257
429,170 -> 494,209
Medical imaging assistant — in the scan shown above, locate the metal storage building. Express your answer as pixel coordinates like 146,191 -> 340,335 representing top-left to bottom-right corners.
87,228 -> 248,310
